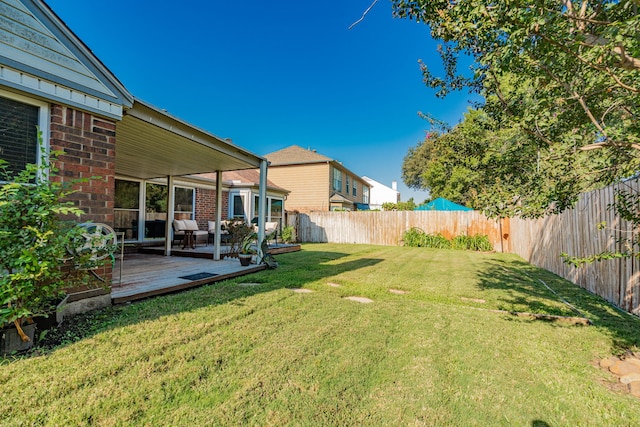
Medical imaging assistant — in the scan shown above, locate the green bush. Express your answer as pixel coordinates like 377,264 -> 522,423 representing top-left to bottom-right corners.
0,140 -> 113,343
280,225 -> 296,243
452,235 -> 494,251
402,228 -> 493,252
401,228 -> 450,249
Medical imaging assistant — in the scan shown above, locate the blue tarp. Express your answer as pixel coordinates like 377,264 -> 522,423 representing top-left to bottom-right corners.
414,197 -> 473,211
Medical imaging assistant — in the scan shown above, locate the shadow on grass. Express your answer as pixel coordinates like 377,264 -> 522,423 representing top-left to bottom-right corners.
23,249 -> 382,358
477,258 -> 640,351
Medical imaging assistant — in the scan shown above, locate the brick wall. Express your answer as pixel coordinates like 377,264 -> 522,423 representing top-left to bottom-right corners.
49,104 -> 117,288
49,104 -> 116,225
195,188 -> 229,228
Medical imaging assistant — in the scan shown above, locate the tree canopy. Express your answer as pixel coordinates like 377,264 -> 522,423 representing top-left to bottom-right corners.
394,0 -> 640,217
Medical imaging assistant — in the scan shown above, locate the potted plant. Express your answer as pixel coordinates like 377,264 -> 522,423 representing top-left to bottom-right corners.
0,138 -> 115,355
238,232 -> 257,266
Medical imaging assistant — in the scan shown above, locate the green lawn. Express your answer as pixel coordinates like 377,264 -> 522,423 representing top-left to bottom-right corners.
2,244 -> 640,426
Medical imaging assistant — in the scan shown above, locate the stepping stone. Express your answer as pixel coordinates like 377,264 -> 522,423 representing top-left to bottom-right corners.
389,289 -> 408,295
600,357 -> 618,369
291,288 -> 314,293
344,296 -> 373,304
610,360 -> 640,376
327,282 -> 342,287
238,283 -> 262,287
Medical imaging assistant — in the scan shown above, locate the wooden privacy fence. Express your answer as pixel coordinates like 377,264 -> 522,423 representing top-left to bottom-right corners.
289,179 -> 639,315
292,210 -> 510,252
509,179 -> 639,316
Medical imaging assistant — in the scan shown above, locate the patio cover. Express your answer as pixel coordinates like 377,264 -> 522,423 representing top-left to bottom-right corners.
414,197 -> 473,211
114,98 -> 268,259
116,99 -> 262,179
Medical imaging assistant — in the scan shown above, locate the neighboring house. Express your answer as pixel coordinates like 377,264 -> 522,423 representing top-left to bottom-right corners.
0,0 -> 271,307
362,176 -> 400,210
264,145 -> 371,212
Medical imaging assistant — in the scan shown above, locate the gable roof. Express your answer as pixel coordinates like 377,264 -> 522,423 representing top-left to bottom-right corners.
0,0 -> 132,118
264,145 -> 333,166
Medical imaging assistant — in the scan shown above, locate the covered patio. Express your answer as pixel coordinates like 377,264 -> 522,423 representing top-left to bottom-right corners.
109,99 -> 273,300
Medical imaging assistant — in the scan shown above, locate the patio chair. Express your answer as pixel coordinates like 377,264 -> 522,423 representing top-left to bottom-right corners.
207,220 -> 231,245
264,221 -> 279,245
172,219 -> 208,247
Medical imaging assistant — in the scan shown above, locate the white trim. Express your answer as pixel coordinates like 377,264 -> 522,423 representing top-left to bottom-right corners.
0,65 -> 124,119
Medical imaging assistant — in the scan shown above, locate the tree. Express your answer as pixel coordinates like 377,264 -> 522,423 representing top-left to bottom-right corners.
392,0 -> 639,191
392,0 -> 639,152
403,99 -> 611,217
392,0 -> 639,206
393,0 -> 640,261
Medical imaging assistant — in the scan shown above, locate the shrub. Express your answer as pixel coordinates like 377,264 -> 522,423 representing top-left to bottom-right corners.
0,140 -> 113,343
402,228 -> 493,252
401,228 -> 450,249
452,235 -> 493,251
280,225 -> 296,243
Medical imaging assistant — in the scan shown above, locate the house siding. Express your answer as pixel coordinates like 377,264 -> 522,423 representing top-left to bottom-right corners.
268,163 -> 330,212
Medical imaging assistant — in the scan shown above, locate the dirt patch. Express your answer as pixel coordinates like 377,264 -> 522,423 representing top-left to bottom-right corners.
389,289 -> 408,295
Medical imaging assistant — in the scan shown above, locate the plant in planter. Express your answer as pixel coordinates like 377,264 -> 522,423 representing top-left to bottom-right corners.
238,232 -> 258,266
225,219 -> 254,258
0,139 -> 115,353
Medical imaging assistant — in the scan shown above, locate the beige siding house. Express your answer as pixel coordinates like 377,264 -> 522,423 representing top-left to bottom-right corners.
264,145 -> 371,212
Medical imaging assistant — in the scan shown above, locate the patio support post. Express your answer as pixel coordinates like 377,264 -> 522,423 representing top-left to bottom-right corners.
257,159 -> 268,262
164,175 -> 176,256
213,170 -> 223,261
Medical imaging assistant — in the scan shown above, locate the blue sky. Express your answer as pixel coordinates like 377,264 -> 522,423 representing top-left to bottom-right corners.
47,0 -> 476,203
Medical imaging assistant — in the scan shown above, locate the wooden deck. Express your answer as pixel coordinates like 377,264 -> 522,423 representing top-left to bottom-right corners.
111,243 -> 301,304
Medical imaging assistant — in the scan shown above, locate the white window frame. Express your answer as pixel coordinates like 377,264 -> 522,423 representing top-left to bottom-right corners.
174,185 -> 195,219
229,190 -> 251,220
0,89 -> 50,181
333,168 -> 342,192
114,177 -> 144,241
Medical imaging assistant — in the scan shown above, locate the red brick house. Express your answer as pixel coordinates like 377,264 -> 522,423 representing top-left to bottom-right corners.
0,0 -> 273,309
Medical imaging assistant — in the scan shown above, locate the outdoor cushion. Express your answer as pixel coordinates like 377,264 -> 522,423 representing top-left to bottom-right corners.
172,219 -> 186,233
183,219 -> 200,231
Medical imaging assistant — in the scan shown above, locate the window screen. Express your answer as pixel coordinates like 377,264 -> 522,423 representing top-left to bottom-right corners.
0,96 -> 39,178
